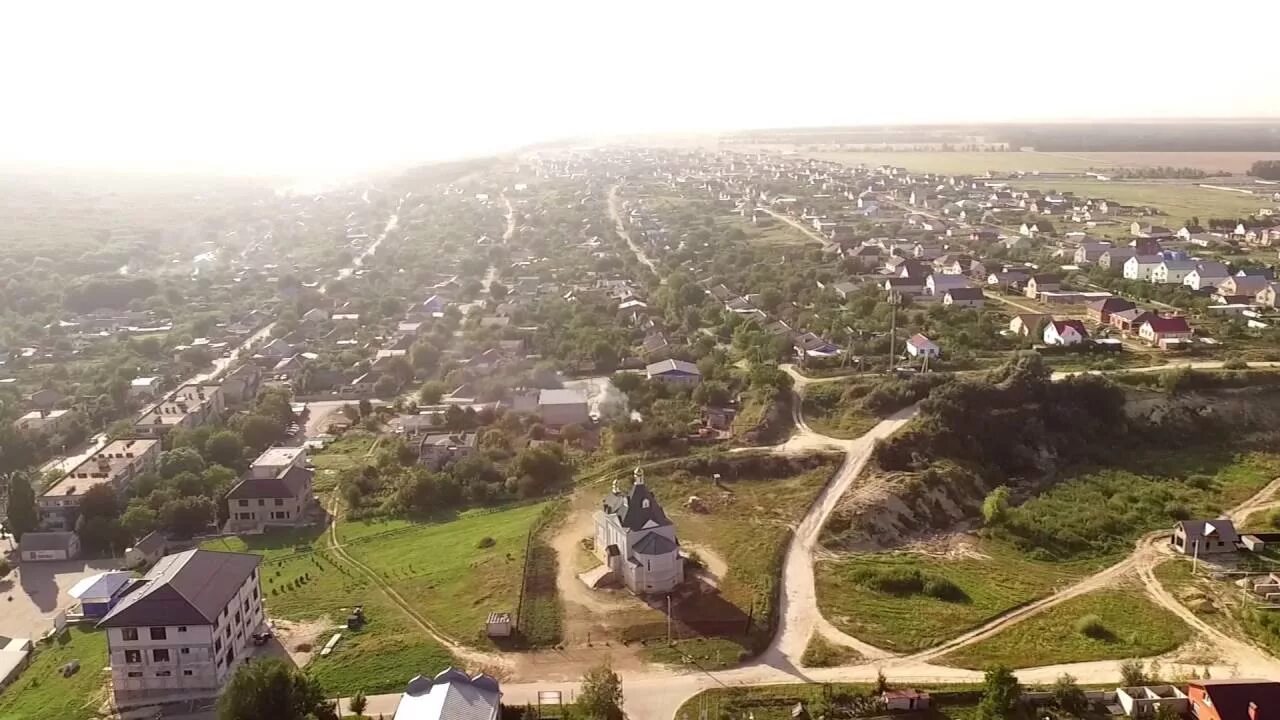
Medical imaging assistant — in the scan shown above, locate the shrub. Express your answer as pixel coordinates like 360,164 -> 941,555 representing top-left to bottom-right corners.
476,536 -> 496,549
923,577 -> 968,602
851,567 -> 967,602
1221,357 -> 1249,370
1074,614 -> 1109,639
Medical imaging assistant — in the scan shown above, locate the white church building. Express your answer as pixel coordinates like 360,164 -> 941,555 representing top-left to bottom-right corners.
594,468 -> 685,594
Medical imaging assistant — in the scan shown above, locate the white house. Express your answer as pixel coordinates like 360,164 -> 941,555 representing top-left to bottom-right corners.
594,468 -> 684,595
225,447 -> 315,533
392,668 -> 502,720
1043,320 -> 1088,346
1122,255 -> 1163,281
905,334 -> 940,359
537,388 -> 590,427
17,531 -> 80,562
1183,264 -> 1230,291
924,274 -> 971,296
98,549 -> 264,709
1151,259 -> 1197,285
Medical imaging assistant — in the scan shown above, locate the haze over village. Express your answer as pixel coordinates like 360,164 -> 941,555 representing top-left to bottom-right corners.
4,3 -> 1280,720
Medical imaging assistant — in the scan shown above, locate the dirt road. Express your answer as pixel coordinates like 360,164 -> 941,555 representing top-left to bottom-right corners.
608,185 -> 658,275
760,208 -> 835,251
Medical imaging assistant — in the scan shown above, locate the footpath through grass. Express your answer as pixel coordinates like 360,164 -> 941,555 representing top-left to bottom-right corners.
0,627 -> 109,720
815,542 -> 1100,653
338,502 -> 552,649
677,682 -> 987,720
940,587 -> 1190,669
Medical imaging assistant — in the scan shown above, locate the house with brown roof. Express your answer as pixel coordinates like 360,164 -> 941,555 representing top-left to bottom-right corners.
1009,313 -> 1050,337
1110,308 -> 1155,334
1086,297 -> 1136,324
1044,319 -> 1088,346
225,447 -> 315,533
1186,679 -> 1280,720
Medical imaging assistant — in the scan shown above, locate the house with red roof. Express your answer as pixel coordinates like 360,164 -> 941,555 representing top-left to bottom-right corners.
1139,315 -> 1193,348
1043,319 -> 1088,346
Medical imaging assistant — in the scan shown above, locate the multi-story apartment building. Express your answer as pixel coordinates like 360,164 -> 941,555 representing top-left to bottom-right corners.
133,384 -> 224,437
38,438 -> 161,530
225,447 -> 315,533
98,549 -> 263,709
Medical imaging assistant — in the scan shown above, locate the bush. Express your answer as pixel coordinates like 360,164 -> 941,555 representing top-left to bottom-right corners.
0,558 -> 9,579
1074,614 -> 1109,639
476,536 -> 496,549
851,567 -> 967,603
923,577 -> 968,602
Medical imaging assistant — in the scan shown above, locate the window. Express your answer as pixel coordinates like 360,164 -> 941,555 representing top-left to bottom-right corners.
257,499 -> 265,506
274,498 -> 284,506
180,648 -> 190,655
178,626 -> 187,633
121,628 -> 138,642
127,671 -> 143,678
150,627 -> 167,641
183,670 -> 194,676
156,670 -> 172,677
237,499 -> 249,507
152,649 -> 170,663
124,650 -> 142,664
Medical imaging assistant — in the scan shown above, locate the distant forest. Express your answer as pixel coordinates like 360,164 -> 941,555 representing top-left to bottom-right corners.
729,121 -> 1280,152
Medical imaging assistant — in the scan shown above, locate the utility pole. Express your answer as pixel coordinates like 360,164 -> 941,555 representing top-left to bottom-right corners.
887,291 -> 899,372
666,594 -> 673,645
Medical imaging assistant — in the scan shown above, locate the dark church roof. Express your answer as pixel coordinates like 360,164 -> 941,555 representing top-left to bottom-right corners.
602,480 -> 671,532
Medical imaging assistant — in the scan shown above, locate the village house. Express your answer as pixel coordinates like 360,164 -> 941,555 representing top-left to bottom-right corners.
1098,247 -> 1137,271
1086,297 -> 1137,325
417,432 -> 478,470
391,668 -> 502,720
17,531 -> 80,562
98,549 -> 264,709
128,377 -> 162,403
538,388 -> 590,428
12,409 -> 73,437
39,438 -> 161,530
1110,308 -> 1156,334
1009,313 -> 1050,337
1183,262 -> 1231,292
1218,275 -> 1270,300
225,447 -> 315,533
1139,316 -> 1194,348
133,384 -> 224,437
594,469 -> 684,595
645,359 -> 702,386
1258,283 -> 1280,309
1024,274 -> 1061,299
1186,679 -> 1280,720
1043,319 -> 1088,346
1073,241 -> 1112,265
1131,222 -> 1174,239
1151,259 -> 1197,285
905,334 -> 939,359
1173,518 -> 1239,556
925,273 -> 972,297
1123,255 -> 1163,282
943,287 -> 985,308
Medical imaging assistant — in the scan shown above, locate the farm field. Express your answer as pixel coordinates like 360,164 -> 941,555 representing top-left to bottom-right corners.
338,502 -> 553,649
0,627 -> 109,720
1057,152 -> 1280,174
1011,179 -> 1264,222
202,524 -> 458,696
814,541 -> 1100,653
807,150 -> 1104,175
940,586 -> 1190,669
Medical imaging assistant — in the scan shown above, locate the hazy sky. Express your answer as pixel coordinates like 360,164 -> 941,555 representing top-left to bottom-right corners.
3,1 -> 1278,178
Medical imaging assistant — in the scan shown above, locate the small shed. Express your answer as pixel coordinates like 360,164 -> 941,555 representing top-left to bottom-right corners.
124,531 -> 166,569
18,531 -> 80,563
486,612 -> 513,638
882,689 -> 931,711
68,571 -> 134,618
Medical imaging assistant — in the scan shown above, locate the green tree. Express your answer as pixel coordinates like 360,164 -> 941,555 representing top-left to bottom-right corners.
218,657 -> 338,720
349,691 -> 367,716
204,430 -> 246,468
1052,673 -> 1087,716
160,496 -> 216,538
982,486 -> 1010,526
120,502 -> 159,539
418,381 -> 447,405
78,483 -> 119,520
1119,658 -> 1147,686
159,447 -> 206,479
577,662 -> 624,720
237,414 -> 284,452
975,665 -> 1021,720
2,472 -> 38,540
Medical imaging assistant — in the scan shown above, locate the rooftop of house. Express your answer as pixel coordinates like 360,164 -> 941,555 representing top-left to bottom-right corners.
1144,316 -> 1193,334
42,438 -> 160,499
538,388 -> 587,406
226,464 -> 313,500
603,477 -> 672,533
98,549 -> 261,628
646,359 -> 700,376
136,384 -> 220,427
394,667 -> 502,720
17,531 -> 78,553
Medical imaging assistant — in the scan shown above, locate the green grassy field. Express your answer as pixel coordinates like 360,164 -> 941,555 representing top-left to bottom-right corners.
802,379 -> 879,439
201,524 -> 457,696
940,587 -> 1190,669
1013,179 -> 1262,222
815,542 -> 1100,652
802,150 -> 1105,175
339,502 -> 551,648
800,634 -> 863,668
310,431 -> 379,494
0,627 -> 110,720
